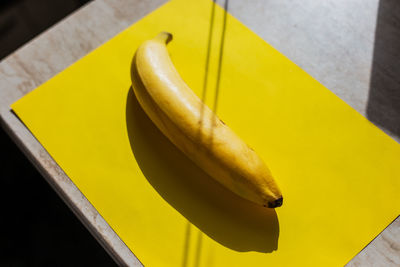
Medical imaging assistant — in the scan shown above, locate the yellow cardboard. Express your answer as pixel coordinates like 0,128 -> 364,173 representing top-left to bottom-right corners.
12,0 -> 400,266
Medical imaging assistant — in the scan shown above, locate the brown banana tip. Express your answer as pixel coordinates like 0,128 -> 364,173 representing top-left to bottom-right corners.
267,197 -> 283,208
156,31 -> 173,44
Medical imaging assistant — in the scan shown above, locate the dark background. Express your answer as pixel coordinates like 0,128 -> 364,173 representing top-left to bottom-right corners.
0,0 -> 117,266
366,0 -> 400,139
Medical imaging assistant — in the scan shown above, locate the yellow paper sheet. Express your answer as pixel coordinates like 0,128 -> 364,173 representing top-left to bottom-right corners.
12,0 -> 400,266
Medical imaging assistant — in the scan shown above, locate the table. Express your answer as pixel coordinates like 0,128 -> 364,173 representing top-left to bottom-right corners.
0,0 -> 399,265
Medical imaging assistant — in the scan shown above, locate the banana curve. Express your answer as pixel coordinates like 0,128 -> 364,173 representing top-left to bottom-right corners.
130,32 -> 283,208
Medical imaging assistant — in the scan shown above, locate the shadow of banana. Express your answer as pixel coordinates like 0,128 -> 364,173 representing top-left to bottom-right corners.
125,89 -> 279,253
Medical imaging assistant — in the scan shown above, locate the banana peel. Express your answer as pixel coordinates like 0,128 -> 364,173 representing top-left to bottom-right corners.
130,32 -> 283,208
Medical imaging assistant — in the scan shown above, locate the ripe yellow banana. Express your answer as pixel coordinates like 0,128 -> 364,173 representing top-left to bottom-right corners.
130,32 -> 283,208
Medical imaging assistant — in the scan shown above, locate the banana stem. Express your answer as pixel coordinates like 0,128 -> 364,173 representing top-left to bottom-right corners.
155,32 -> 173,44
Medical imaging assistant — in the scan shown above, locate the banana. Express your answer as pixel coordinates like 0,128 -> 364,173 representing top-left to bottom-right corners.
130,32 -> 283,208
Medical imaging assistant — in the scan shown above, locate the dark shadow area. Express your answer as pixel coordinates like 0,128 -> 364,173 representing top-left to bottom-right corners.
183,2 -> 230,262
201,0 -> 228,110
0,0 -> 117,265
212,0 -> 228,114
0,127 -> 117,266
197,0 -> 229,152
193,229 -> 203,267
0,0 -> 91,60
200,0 -> 216,103
366,0 -> 400,138
126,89 -> 279,253
181,222 -> 192,267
